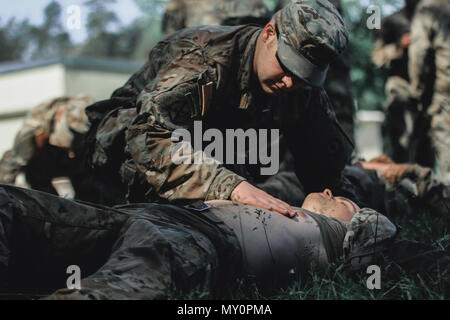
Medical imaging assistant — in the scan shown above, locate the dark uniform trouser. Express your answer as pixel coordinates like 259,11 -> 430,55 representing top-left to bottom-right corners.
0,185 -> 241,299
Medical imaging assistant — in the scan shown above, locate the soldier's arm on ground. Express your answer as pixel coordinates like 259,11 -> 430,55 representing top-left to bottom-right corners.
361,159 -> 449,215
399,164 -> 450,215
408,5 -> 433,102
126,47 -> 245,203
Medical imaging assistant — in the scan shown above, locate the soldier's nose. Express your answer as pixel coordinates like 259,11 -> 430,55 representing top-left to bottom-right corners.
281,75 -> 294,89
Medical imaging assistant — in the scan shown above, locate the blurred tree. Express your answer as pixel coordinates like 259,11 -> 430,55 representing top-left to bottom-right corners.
131,0 -> 168,60
0,18 -> 31,62
28,1 -> 72,60
85,0 -> 120,38
82,0 -> 121,57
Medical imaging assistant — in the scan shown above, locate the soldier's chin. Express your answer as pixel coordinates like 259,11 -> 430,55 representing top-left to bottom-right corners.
300,193 -> 322,211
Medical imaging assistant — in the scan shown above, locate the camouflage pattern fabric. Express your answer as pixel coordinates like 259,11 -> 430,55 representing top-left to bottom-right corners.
408,0 -> 450,181
371,2 -> 425,164
162,0 -> 271,36
0,184 -> 241,299
0,96 -> 94,198
86,23 -> 355,206
275,0 -> 342,13
343,162 -> 450,217
381,76 -> 420,163
342,208 -> 398,271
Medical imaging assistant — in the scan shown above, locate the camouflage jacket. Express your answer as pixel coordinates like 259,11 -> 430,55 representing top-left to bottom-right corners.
408,0 -> 450,108
87,25 -> 354,205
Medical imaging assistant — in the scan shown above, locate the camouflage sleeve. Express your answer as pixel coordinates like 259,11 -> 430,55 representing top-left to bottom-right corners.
0,149 -> 23,184
408,5 -> 434,101
0,104 -> 49,184
371,39 -> 403,68
371,13 -> 406,68
125,48 -> 245,203
400,164 -> 450,215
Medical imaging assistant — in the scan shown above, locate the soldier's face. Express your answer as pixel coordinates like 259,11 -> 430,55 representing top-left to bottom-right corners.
301,189 -> 360,222
254,23 -> 304,95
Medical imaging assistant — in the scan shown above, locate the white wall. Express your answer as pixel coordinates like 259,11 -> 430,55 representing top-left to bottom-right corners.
66,69 -> 131,101
354,111 -> 385,161
0,64 -> 135,160
0,64 -> 66,114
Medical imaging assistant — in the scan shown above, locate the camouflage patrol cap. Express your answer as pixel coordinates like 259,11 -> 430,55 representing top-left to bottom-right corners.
342,208 -> 398,270
273,0 -> 349,87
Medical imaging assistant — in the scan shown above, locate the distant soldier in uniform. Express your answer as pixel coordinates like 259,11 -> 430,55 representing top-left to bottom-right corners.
0,96 -> 112,204
86,1 -> 355,214
371,0 -> 424,164
162,0 -> 271,36
408,0 -> 450,181
347,155 -> 449,217
276,0 -> 356,141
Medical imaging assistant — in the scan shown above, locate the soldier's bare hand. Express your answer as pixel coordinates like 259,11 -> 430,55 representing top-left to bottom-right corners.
230,181 -> 303,218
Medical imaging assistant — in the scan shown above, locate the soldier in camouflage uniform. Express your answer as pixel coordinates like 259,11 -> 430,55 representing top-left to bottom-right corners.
0,181 -> 402,299
371,0 -> 424,164
408,0 -> 450,181
345,155 -> 450,218
86,1 -> 356,215
1,176 -> 447,299
0,96 -> 109,203
162,0 -> 271,36
276,0 -> 356,141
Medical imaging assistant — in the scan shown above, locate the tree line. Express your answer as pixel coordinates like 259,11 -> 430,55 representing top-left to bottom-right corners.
0,0 -> 403,111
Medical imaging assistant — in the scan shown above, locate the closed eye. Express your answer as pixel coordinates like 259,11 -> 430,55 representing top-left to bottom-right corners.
336,197 -> 359,214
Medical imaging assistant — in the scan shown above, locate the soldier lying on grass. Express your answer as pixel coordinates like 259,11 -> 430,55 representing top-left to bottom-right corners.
1,183 -> 447,300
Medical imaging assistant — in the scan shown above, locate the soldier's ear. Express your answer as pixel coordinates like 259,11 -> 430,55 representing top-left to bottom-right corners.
262,22 -> 277,43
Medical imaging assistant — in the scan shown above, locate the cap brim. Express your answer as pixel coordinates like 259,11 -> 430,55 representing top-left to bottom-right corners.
277,34 -> 329,87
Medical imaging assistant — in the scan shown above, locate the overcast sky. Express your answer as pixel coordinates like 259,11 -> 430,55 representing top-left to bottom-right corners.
1,0 -> 143,43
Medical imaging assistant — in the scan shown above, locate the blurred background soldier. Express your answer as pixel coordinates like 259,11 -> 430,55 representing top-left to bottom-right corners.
348,155 -> 449,217
276,0 -> 355,141
372,0 -> 423,165
0,96 -> 109,203
162,0 -> 271,36
408,0 -> 450,181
